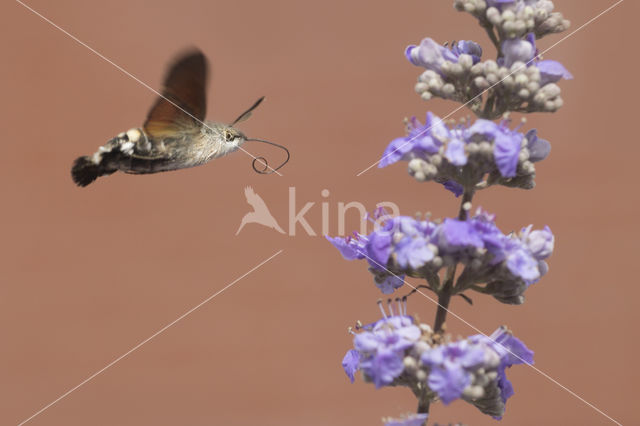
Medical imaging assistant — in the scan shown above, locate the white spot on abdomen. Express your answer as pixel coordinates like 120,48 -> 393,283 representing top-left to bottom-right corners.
120,141 -> 134,155
126,128 -> 141,142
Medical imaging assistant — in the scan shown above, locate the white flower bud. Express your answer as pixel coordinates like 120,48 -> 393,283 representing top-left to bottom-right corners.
414,341 -> 431,355
474,76 -> 489,89
408,158 -> 425,173
554,97 -> 564,109
522,161 -> 535,174
510,61 -> 527,74
458,54 -> 473,70
518,88 -> 530,99
479,141 -> 492,155
523,5 -> 534,19
533,92 -> 546,105
502,9 -> 515,21
415,82 -> 428,94
514,19 -> 526,34
502,75 -> 514,89
428,79 -> 442,90
442,83 -> 456,96
448,63 -> 464,77
463,385 -> 485,399
527,81 -> 540,92
503,20 -> 515,34
404,356 -> 418,371
470,63 -> 484,75
515,73 -> 529,86
487,7 -> 501,24
484,60 -> 498,74
419,323 -> 433,334
541,83 -> 561,98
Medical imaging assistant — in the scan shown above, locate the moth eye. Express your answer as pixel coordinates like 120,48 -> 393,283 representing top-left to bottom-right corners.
225,131 -> 234,142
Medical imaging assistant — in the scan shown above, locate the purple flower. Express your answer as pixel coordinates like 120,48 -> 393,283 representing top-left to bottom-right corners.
406,38 -> 482,74
505,242 -> 541,283
493,126 -> 523,178
443,180 -> 464,197
475,327 -> 534,414
328,210 -> 552,298
445,138 -> 467,166
421,327 -> 533,417
438,219 -> 484,250
395,238 -> 434,269
521,225 -> 554,260
501,37 -> 536,68
537,60 -> 574,86
379,113 -> 444,168
380,136 -> 415,168
383,413 -> 429,426
342,350 -> 360,383
383,114 -> 549,187
326,235 -> 364,260
348,314 -> 422,388
525,129 -> 551,162
500,34 -> 572,87
486,0 -> 518,6
375,273 -> 406,294
366,231 -> 393,270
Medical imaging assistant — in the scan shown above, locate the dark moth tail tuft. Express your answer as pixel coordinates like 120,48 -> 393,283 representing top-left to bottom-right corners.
71,156 -> 101,187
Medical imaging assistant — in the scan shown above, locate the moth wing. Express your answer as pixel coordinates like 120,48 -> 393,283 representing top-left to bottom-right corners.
143,49 -> 209,139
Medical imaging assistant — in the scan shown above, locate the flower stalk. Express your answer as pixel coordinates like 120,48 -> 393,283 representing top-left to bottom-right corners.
331,1 -> 569,424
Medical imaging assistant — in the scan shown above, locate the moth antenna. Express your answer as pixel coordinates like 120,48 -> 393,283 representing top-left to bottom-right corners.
245,138 -> 290,174
231,96 -> 265,126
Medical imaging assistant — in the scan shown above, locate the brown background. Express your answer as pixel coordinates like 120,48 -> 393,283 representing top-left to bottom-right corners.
1,1 -> 637,425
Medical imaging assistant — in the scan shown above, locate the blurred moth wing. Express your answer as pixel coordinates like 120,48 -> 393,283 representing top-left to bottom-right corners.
143,50 -> 209,139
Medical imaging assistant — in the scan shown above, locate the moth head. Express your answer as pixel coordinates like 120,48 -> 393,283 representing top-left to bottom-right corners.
222,127 -> 246,146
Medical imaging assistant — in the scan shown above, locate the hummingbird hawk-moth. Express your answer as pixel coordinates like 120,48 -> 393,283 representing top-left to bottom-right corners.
71,49 -> 289,187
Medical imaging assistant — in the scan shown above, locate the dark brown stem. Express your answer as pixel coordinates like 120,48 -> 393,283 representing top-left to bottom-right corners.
434,191 -> 476,334
481,22 -> 501,51
417,397 -> 430,425
458,189 -> 475,220
433,284 -> 452,334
